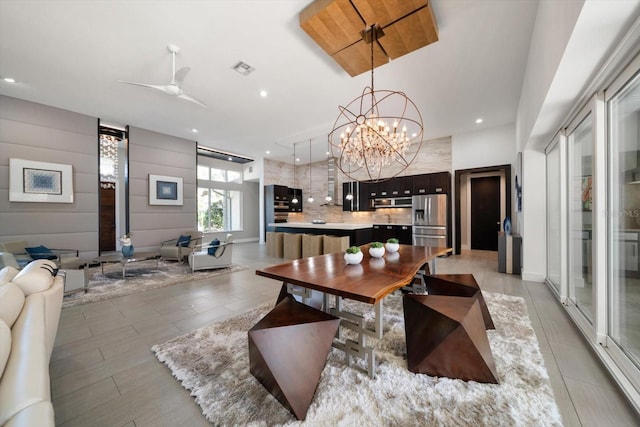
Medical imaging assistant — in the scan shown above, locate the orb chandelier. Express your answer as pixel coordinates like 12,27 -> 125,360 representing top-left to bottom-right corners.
291,143 -> 299,204
307,139 -> 314,203
328,24 -> 423,182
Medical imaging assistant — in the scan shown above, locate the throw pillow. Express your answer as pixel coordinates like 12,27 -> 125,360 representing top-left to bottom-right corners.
176,235 -> 191,247
207,239 -> 220,256
25,245 -> 57,260
11,259 -> 58,296
0,266 -> 19,285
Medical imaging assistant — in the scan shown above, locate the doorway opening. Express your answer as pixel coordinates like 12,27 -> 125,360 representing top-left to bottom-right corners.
98,123 -> 129,254
454,165 -> 511,254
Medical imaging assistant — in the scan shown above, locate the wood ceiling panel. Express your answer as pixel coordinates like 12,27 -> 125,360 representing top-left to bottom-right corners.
379,6 -> 439,59
300,0 -> 364,55
332,41 -> 388,77
300,0 -> 438,76
351,0 -> 428,27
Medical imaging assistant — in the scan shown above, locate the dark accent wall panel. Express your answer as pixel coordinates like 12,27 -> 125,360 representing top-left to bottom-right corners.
128,126 -> 197,251
0,95 -> 99,257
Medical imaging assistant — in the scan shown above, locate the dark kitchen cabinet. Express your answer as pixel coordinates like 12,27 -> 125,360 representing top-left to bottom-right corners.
412,172 -> 450,195
390,176 -> 413,197
273,185 -> 288,201
288,188 -> 303,212
372,224 -> 412,244
430,172 -> 450,194
365,181 -> 379,198
342,182 -> 356,211
342,182 -> 373,212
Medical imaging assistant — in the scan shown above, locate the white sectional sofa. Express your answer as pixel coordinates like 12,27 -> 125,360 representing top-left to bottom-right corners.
0,260 -> 63,427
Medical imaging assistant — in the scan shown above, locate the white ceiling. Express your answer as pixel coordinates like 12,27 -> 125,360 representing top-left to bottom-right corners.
0,0 -> 538,164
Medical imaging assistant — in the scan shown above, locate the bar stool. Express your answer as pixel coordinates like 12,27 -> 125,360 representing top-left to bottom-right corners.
322,235 -> 349,254
266,232 -> 284,258
302,234 -> 323,258
283,233 -> 302,260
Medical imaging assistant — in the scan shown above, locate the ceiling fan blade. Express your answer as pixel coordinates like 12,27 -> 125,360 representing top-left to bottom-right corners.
118,80 -> 173,94
178,92 -> 208,108
173,67 -> 191,86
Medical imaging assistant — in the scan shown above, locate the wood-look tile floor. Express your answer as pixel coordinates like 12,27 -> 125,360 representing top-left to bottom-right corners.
51,244 -> 640,426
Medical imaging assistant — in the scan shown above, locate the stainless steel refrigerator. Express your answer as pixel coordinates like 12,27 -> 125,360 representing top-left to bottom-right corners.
412,194 -> 448,247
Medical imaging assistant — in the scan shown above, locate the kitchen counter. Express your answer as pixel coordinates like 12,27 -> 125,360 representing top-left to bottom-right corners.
268,223 -> 374,246
268,222 -> 373,230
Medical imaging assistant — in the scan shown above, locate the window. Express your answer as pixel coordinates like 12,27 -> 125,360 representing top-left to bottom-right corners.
197,161 -> 243,232
198,188 -> 242,232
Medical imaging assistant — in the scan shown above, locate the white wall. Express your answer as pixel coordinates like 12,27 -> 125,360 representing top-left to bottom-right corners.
452,123 -> 516,171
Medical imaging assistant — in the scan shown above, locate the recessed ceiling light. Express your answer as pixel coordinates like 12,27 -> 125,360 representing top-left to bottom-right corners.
475,118 -> 483,124
259,90 -> 268,97
192,128 -> 198,133
3,77 -> 16,83
266,150 -> 270,154
296,158 -> 300,162
411,133 -> 417,138
326,151 -> 330,155
228,157 -> 233,161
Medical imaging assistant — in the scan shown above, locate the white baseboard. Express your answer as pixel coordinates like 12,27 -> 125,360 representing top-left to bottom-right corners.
522,270 -> 546,282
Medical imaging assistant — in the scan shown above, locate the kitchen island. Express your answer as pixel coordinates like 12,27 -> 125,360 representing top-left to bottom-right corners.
268,222 -> 373,246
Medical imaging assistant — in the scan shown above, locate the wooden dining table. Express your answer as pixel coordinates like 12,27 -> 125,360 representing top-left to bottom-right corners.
256,244 -> 451,378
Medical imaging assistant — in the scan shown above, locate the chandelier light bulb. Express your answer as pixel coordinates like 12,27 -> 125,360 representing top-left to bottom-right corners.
291,196 -> 298,204
307,196 -> 314,203
346,193 -> 353,201
325,195 -> 332,202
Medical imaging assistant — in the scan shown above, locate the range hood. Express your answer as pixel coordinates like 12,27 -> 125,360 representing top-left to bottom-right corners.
321,157 -> 342,206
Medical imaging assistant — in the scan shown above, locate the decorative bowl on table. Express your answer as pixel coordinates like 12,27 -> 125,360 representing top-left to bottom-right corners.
369,242 -> 385,258
385,238 -> 400,253
344,246 -> 363,264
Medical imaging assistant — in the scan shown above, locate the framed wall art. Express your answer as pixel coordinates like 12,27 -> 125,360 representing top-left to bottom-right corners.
149,174 -> 183,205
9,158 -> 74,203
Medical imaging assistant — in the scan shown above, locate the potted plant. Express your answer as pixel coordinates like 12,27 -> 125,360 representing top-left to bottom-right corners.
369,241 -> 385,258
344,246 -> 363,264
385,238 -> 400,253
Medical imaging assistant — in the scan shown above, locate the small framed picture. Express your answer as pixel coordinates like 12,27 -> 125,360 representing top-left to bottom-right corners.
149,174 -> 183,205
9,158 -> 74,203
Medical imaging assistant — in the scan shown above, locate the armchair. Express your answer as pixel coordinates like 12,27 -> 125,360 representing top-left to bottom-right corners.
188,234 -> 234,272
159,230 -> 203,262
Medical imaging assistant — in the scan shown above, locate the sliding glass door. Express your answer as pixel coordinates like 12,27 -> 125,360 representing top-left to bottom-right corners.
546,138 -> 561,291
608,68 -> 640,366
568,113 -> 594,323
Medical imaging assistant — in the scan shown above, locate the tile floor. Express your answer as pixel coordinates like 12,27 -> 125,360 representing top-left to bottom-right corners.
50,244 -> 640,426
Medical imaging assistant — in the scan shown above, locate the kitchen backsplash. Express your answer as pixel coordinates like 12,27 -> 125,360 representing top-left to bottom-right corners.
289,208 -> 412,224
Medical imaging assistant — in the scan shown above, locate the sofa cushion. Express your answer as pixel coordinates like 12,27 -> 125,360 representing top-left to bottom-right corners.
0,320 -> 10,379
207,239 -> 220,255
0,267 -> 19,285
176,235 -> 191,247
0,283 -> 25,328
25,245 -> 57,260
11,260 -> 57,296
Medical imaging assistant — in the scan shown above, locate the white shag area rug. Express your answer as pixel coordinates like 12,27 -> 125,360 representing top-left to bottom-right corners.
151,291 -> 563,426
62,261 -> 247,307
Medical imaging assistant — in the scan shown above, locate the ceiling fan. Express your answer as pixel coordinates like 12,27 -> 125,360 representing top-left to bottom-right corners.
118,44 -> 208,108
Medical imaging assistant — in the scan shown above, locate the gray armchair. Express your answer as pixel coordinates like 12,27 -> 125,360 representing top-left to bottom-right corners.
188,234 -> 234,272
159,230 -> 203,262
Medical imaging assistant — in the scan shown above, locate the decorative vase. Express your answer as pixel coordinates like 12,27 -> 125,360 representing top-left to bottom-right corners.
344,251 -> 363,265
121,245 -> 134,257
369,246 -> 385,258
385,242 -> 400,253
503,217 -> 512,234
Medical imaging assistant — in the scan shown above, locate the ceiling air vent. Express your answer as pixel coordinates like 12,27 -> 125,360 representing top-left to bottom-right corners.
232,61 -> 255,76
